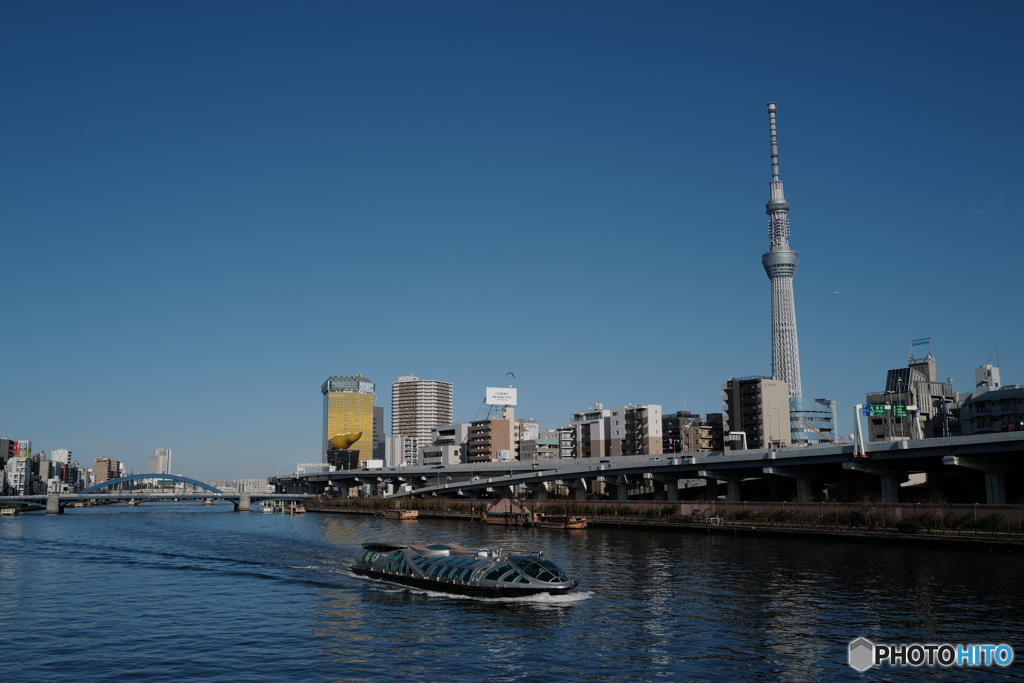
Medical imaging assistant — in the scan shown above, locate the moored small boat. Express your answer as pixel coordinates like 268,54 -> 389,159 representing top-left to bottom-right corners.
483,498 -> 533,526
383,509 -> 418,520
534,514 -> 589,530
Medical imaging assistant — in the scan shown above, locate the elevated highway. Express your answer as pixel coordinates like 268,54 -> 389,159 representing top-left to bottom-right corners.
273,432 -> 1024,505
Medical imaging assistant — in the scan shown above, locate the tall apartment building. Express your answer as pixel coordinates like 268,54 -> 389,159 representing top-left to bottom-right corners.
149,448 -> 172,475
385,436 -> 417,467
662,412 -> 702,453
468,407 -> 516,462
391,375 -> 453,455
569,405 -> 611,458
373,407 -> 385,461
92,456 -> 120,484
722,377 -> 791,449
322,375 -> 376,465
960,365 -> 1024,435
663,412 -> 725,452
570,403 -> 663,457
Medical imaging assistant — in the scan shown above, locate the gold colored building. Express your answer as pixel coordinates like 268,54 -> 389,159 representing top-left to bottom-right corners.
322,376 -> 375,464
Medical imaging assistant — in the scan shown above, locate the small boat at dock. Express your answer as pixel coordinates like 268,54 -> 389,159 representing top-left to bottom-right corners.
534,514 -> 589,530
483,498 -> 533,526
383,509 -> 418,520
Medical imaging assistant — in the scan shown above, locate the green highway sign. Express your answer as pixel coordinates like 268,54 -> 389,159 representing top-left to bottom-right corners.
868,405 -> 886,417
892,404 -> 907,418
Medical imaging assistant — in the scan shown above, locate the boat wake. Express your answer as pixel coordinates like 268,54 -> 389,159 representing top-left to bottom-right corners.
347,570 -> 594,605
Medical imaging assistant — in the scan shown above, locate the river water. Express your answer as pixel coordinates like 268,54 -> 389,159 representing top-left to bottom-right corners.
0,504 -> 1020,682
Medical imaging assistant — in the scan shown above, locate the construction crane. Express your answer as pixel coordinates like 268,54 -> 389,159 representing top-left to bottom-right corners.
796,418 -> 839,445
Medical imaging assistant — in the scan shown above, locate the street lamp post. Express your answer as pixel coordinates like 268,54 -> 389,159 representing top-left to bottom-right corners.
886,391 -> 895,441
775,406 -> 783,447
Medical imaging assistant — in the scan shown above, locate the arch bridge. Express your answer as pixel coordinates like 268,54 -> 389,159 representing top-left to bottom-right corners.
0,473 -> 313,514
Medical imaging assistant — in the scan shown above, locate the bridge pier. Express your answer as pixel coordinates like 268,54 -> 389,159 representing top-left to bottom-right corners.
46,493 -> 63,515
652,475 -> 679,501
844,463 -> 904,504
943,456 -> 1008,505
614,483 -> 629,501
235,492 -> 251,512
880,476 -> 900,505
927,471 -> 945,502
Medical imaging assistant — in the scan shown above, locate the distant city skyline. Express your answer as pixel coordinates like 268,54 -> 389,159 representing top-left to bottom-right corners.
1,2 -> 1021,480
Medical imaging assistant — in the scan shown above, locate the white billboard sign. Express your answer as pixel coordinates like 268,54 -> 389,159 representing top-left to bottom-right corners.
486,387 -> 517,406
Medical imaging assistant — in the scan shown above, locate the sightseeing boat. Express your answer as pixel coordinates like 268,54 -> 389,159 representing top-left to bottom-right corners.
383,509 -> 418,520
483,498 -> 533,526
351,541 -> 577,597
534,514 -> 589,530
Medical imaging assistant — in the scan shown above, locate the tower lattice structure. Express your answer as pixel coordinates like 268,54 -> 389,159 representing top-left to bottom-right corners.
761,102 -> 802,398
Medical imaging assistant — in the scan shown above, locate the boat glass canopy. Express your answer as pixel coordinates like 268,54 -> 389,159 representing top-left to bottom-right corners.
508,556 -> 569,583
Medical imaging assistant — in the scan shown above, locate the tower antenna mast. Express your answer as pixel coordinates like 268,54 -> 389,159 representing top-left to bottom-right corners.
762,102 -> 802,398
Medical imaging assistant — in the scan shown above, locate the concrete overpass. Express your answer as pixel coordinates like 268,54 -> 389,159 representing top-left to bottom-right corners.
272,432 -> 1024,505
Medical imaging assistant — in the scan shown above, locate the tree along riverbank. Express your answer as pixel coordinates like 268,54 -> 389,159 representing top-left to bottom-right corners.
307,497 -> 1024,550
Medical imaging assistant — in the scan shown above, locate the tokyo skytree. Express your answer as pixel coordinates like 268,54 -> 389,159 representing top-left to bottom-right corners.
761,102 -> 802,398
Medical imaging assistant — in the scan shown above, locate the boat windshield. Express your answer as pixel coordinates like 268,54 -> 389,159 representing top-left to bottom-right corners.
508,555 -> 568,583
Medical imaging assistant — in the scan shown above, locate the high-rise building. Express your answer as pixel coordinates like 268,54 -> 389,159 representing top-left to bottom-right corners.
92,456 -> 120,484
722,377 -> 791,449
149,448 -> 172,475
372,407 -> 385,461
391,375 -> 453,455
322,376 -> 376,465
51,449 -> 72,465
762,103 -> 802,399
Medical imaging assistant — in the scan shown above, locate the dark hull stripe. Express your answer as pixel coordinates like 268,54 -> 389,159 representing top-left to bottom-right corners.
351,567 -> 576,597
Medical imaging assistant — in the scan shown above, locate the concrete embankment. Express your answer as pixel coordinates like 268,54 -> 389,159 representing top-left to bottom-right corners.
305,506 -> 1024,551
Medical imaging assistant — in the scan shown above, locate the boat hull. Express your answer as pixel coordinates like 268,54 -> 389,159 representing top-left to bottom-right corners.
351,566 -> 577,597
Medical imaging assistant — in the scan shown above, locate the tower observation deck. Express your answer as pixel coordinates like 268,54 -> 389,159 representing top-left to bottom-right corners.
761,103 -> 802,398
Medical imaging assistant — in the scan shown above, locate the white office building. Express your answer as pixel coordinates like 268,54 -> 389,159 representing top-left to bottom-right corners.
149,448 -> 172,475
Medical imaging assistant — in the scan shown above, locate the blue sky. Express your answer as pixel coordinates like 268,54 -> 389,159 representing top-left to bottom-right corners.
2,2 -> 1022,480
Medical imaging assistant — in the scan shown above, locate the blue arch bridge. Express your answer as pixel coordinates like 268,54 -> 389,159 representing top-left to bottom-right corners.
0,474 -> 314,515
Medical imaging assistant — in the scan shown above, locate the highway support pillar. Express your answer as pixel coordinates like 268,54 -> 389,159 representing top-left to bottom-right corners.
236,492 -> 251,512
927,471 -> 945,502
615,483 -> 629,501
843,463 -> 904,504
942,456 -> 1008,505
571,479 -> 587,501
698,470 -> 744,502
653,475 -> 679,501
46,493 -> 63,515
763,467 -> 817,503
530,486 -> 549,501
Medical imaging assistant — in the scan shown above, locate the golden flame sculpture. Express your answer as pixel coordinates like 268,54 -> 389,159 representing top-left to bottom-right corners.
329,432 -> 362,451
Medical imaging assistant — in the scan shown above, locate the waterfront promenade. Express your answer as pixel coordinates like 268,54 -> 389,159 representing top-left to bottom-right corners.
306,497 -> 1024,549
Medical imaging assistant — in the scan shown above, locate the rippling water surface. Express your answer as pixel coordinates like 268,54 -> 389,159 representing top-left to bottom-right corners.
0,504 -> 1021,682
